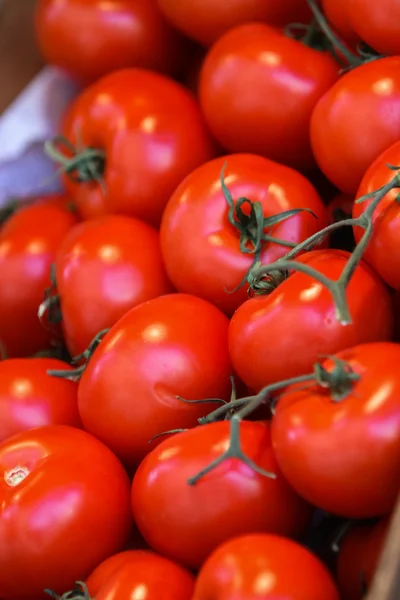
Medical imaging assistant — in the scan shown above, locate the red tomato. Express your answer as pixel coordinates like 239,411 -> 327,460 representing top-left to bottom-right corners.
353,141 -> 400,290
337,517 -> 389,600
199,24 -> 339,171
347,0 -> 400,56
0,358 -> 80,443
229,249 -> 393,392
35,0 -> 189,84
58,69 -> 216,225
321,0 -> 360,45
311,57 -> 400,195
78,294 -> 232,467
271,342 -> 400,517
0,425 -> 132,599
55,215 -> 172,357
84,550 -> 194,600
193,533 -> 340,600
161,154 -> 327,315
0,196 -> 78,358
131,421 -> 312,570
156,0 -> 311,46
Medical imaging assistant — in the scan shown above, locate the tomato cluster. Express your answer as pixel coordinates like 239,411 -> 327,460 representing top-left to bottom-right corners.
0,1 -> 399,598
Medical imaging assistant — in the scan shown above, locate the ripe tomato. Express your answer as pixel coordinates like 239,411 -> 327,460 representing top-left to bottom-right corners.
35,0 -> 189,84
0,196 -> 78,358
199,24 -> 339,171
193,533 -> 340,600
0,358 -> 80,443
58,69 -> 216,225
311,57 -> 400,195
353,141 -> 400,290
271,342 -> 400,518
131,421 -> 312,570
83,550 -> 194,600
78,294 -> 232,468
161,154 -> 327,315
156,0 -> 311,46
321,0 -> 360,45
0,425 -> 132,599
347,0 -> 400,56
336,518 -> 389,600
55,215 -> 172,357
229,249 -> 393,392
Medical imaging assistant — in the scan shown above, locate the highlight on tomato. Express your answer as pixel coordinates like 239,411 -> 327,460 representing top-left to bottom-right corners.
160,154 -> 327,315
199,23 -> 339,171
0,196 -> 78,358
131,420 -> 312,570
77,294 -> 233,468
271,342 -> 400,518
54,214 -> 173,357
193,533 -> 340,600
35,0 -> 189,84
0,425 -> 132,599
0,357 -> 80,443
47,68 -> 216,225
229,249 -> 393,392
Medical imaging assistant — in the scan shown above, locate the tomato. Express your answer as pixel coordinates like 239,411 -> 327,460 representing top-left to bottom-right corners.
347,0 -> 400,56
0,358 -> 80,443
55,215 -> 172,357
321,0 -> 360,45
271,342 -> 400,517
0,425 -> 132,599
311,57 -> 400,195
199,24 -> 339,171
156,0 -> 311,46
82,550 -> 194,600
78,294 -> 232,468
131,421 -> 312,570
0,196 -> 78,358
229,249 -> 393,392
193,533 -> 340,600
353,141 -> 400,291
336,518 -> 389,600
35,0 -> 189,84
161,154 -> 327,315
58,69 -> 216,225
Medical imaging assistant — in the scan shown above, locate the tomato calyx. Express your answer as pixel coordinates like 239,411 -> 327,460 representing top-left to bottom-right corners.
188,357 -> 359,485
47,328 -> 109,381
245,168 -> 400,324
45,134 -> 106,192
285,19 -> 336,55
46,581 -> 89,600
38,265 -> 62,327
220,164 -> 316,292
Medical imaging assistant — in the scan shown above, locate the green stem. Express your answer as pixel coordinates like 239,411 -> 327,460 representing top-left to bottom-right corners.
47,329 -> 109,381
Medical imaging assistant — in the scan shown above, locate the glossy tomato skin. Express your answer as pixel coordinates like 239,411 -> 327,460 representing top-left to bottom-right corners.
0,425 -> 132,599
156,0 -> 311,46
353,141 -> 400,290
311,57 -> 400,195
229,249 -> 393,392
85,550 -> 194,600
347,0 -> 400,56
55,215 -> 173,357
0,196 -> 78,358
78,294 -> 232,468
321,0 -> 360,45
161,154 -> 327,315
272,343 -> 400,518
193,533 -> 340,600
35,0 -> 188,84
199,24 -> 339,171
337,518 -> 389,600
131,421 -> 312,570
61,69 -> 216,225
0,358 -> 80,443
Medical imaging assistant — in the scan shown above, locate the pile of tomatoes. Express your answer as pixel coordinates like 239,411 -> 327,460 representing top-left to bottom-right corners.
0,1 -> 399,599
